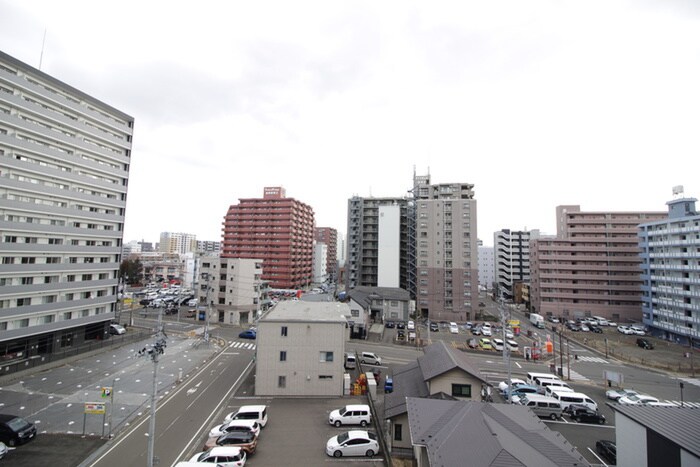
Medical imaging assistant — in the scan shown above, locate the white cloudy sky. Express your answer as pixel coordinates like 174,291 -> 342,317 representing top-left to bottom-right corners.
2,0 -> 699,246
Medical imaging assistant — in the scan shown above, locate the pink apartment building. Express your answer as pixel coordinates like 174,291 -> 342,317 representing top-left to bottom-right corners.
530,205 -> 666,324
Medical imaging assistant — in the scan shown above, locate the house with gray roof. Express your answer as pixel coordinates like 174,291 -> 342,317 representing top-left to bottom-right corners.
407,397 -> 590,467
383,341 -> 492,456
609,404 -> 700,467
345,286 -> 412,338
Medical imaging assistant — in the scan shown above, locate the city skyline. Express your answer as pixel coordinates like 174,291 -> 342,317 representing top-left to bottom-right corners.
2,1 -> 698,246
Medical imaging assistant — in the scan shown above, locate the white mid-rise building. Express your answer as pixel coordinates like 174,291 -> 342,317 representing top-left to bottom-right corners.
494,229 -> 539,301
478,245 -> 495,290
313,242 -> 328,284
159,232 -> 197,255
0,50 -> 133,360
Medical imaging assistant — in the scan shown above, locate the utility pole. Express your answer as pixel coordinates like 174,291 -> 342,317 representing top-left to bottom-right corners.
138,307 -> 167,467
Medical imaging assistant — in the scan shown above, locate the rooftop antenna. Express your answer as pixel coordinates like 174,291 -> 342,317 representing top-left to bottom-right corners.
38,28 -> 47,70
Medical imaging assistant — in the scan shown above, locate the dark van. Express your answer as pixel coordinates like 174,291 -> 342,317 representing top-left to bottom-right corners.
0,414 -> 37,446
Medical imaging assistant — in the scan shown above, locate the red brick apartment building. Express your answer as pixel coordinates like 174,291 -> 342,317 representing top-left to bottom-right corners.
530,205 -> 666,324
222,187 -> 315,289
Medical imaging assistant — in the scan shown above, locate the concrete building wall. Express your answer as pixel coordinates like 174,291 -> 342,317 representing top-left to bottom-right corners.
0,50 -> 133,356
616,413 -> 648,467
255,319 -> 346,396
478,245 -> 495,290
378,205 -> 401,288
313,242 -> 328,284
530,206 -> 666,323
389,413 -> 411,451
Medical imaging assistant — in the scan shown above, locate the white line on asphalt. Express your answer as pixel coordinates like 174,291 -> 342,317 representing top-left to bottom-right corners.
515,362 -> 522,368
87,348 -> 245,466
587,447 -> 609,466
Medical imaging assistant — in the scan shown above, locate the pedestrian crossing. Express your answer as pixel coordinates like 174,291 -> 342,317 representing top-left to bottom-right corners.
575,356 -> 609,364
660,400 -> 700,408
229,341 -> 256,350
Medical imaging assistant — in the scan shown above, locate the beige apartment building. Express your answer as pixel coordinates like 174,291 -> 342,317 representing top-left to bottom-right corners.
530,205 -> 666,323
255,300 -> 349,396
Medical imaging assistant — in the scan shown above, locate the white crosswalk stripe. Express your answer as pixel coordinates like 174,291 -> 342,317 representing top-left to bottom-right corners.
575,356 -> 609,364
229,341 -> 256,350
668,401 -> 700,408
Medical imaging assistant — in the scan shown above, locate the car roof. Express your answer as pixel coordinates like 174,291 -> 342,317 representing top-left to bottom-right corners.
207,446 -> 243,456
237,404 -> 266,411
225,419 -> 258,427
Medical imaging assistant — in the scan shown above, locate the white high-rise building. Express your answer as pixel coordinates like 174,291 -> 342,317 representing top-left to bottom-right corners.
159,232 -> 197,255
0,51 -> 134,359
478,244 -> 495,290
494,229 -> 540,301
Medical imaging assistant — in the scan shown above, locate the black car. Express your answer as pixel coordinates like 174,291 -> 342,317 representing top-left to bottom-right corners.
396,322 -> 405,329
637,338 -> 654,350
430,322 -> 439,332
0,414 -> 36,446
385,321 -> 395,328
567,405 -> 605,424
596,439 -> 616,464
589,325 -> 603,333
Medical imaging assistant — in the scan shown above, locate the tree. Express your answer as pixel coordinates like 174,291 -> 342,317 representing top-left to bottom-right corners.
120,258 -> 143,284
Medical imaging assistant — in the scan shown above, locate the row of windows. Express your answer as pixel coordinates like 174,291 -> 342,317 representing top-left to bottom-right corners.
6,171 -> 123,199
278,351 -> 334,362
0,272 -> 110,285
0,305 -> 108,331
277,374 -> 334,388
1,255 -> 115,264
2,236 -> 115,247
0,288 -> 112,307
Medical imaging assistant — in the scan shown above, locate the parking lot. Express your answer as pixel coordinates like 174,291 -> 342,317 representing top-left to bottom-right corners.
187,397 -> 386,466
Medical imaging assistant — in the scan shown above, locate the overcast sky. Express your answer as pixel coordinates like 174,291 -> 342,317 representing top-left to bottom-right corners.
2,0 -> 699,247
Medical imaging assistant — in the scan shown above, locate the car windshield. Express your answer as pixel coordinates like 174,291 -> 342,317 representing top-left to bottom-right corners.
337,432 -> 350,443
7,417 -> 29,431
339,407 -> 347,416
368,432 -> 377,440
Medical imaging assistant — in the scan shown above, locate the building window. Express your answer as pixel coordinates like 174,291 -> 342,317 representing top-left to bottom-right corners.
278,376 -> 286,388
281,326 -> 288,337
280,351 -> 287,362
394,423 -> 403,441
452,383 -> 472,398
16,297 -> 31,307
319,375 -> 333,380
320,351 -> 334,362
351,309 -> 359,317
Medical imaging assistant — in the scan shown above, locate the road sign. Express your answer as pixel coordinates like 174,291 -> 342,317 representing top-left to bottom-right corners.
101,387 -> 112,398
84,402 -> 106,414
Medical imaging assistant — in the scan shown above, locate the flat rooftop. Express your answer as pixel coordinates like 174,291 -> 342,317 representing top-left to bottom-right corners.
261,300 -> 349,323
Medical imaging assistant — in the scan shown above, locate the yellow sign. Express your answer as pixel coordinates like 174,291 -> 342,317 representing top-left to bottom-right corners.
84,402 -> 106,414
508,319 -> 520,327
124,298 -> 133,305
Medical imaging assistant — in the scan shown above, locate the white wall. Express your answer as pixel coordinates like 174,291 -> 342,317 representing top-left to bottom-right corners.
378,205 -> 400,287
616,412 -> 647,467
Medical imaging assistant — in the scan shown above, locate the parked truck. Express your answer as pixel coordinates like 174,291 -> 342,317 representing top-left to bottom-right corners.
529,313 -> 545,329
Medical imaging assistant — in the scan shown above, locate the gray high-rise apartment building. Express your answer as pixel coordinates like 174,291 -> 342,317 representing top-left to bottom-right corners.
494,229 -> 539,301
639,191 -> 699,345
414,174 -> 478,321
345,196 -> 409,291
0,51 -> 133,361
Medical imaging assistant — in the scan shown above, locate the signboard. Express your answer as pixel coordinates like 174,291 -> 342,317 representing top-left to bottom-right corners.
84,402 -> 106,414
101,387 -> 112,398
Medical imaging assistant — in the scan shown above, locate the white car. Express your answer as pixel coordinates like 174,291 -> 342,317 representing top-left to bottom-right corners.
617,326 -> 634,335
449,322 -> 459,334
606,388 -> 639,401
189,446 -> 246,466
498,378 -> 526,393
505,329 -> 514,339
208,420 -> 260,439
579,324 -> 590,332
109,324 -> 126,335
0,441 -> 7,460
481,327 -> 492,337
607,321 -> 618,327
407,320 -> 415,331
618,394 -> 660,405
326,430 -> 379,458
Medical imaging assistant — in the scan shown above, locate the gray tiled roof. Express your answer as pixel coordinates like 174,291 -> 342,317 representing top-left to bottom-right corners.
609,404 -> 700,457
347,286 -> 411,307
407,398 -> 590,467
384,361 -> 428,419
418,341 -> 490,385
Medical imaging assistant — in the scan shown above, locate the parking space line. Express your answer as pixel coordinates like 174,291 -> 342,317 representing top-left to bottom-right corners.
587,446 -> 609,466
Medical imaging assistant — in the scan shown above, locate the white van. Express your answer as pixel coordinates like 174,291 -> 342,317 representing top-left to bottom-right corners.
344,353 -> 357,370
492,338 -> 504,351
519,394 -> 563,420
506,340 -> 519,352
549,390 -> 598,412
536,378 -> 571,394
545,385 -> 574,398
592,316 -> 609,326
328,404 -> 371,427
526,372 -> 560,386
223,405 -> 268,428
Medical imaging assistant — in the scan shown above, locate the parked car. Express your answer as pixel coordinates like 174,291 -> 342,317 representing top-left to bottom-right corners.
189,446 -> 247,467
481,327 -> 492,337
606,388 -> 639,401
467,338 -> 478,349
449,322 -> 459,334
109,324 -> 126,335
204,431 -> 257,453
325,430 -> 379,458
328,404 -> 371,427
238,329 -> 256,340
208,420 -> 260,439
0,414 -> 36,446
498,378 -> 527,393
596,440 -> 617,465
223,405 -> 268,428
407,320 -> 415,331
360,352 -> 381,365
429,322 -> 439,332
618,394 -> 660,405
567,405 -> 606,424
396,322 -> 405,329
385,321 -> 395,329
617,325 -> 634,335
637,338 -> 654,349
479,338 -> 493,350
589,325 -> 603,333
471,326 -> 482,336
0,441 -> 7,460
